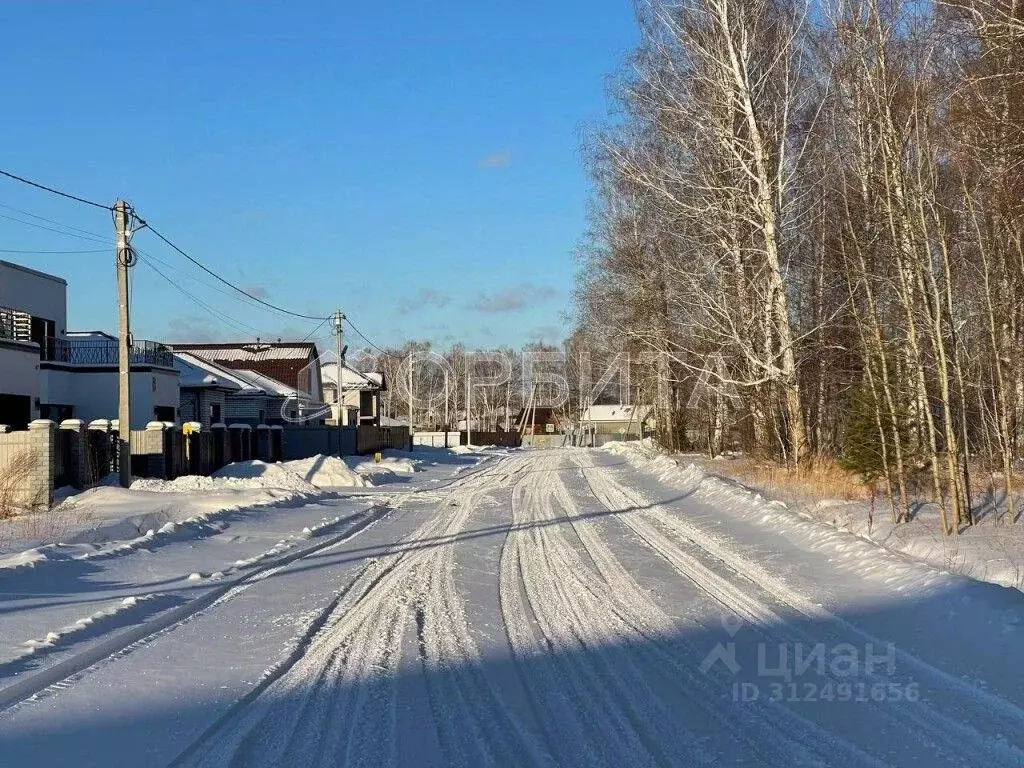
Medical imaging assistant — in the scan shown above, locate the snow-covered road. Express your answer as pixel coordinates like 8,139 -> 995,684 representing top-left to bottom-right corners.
3,447 -> 1024,766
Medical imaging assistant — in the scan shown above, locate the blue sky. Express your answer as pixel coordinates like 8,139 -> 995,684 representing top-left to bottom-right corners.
0,1 -> 636,353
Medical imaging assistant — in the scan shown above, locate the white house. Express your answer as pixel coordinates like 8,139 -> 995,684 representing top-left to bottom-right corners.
581,403 -> 654,438
320,361 -> 385,426
0,260 -> 180,429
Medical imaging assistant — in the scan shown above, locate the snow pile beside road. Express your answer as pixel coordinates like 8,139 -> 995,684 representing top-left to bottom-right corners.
603,440 -> 1024,594
352,456 -> 417,476
450,444 -> 487,455
214,461 -> 323,493
284,455 -> 370,489
0,483 -> 312,573
129,461 -> 321,495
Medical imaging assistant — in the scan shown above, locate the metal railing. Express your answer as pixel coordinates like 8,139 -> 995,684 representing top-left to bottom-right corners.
0,307 -> 28,341
42,338 -> 174,367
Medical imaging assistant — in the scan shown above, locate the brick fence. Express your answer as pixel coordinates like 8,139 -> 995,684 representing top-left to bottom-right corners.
0,420 -> 54,509
0,418 -> 414,509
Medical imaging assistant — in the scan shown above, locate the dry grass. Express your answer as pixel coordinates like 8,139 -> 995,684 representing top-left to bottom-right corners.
700,456 -> 873,506
0,450 -> 46,520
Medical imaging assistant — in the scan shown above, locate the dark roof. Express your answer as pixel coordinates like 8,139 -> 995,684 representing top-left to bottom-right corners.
171,341 -> 320,390
514,406 -> 564,424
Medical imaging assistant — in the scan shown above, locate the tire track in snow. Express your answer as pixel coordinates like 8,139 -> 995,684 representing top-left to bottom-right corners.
0,503 -> 392,717
500,452 -> 722,766
582,456 -> 1024,767
507,451 -> 875,767
174,455 -> 550,768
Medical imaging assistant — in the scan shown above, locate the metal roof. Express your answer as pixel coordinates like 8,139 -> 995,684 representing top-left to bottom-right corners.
172,342 -> 317,362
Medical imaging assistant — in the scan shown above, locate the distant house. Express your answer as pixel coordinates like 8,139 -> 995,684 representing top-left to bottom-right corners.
320,361 -> 385,426
581,403 -> 653,438
171,341 -> 326,425
173,350 -> 326,427
514,406 -> 565,435
0,260 -> 179,429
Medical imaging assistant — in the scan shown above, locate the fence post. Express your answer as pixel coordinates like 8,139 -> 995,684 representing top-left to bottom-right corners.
212,423 -> 227,468
142,421 -> 169,479
183,421 -> 202,475
27,419 -> 55,507
59,419 -> 89,488
87,420 -> 112,482
255,424 -> 271,461
270,425 -> 283,462
228,424 -> 251,462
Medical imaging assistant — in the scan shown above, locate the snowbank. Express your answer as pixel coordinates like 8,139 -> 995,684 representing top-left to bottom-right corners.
129,462 -> 320,495
285,455 -> 370,489
0,483 -> 312,573
352,456 -> 417,476
450,444 -> 488,455
602,440 -> 1024,594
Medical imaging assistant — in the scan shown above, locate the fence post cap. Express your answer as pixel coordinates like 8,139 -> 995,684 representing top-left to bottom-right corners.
256,424 -> 271,431
146,421 -> 166,431
0,425 -> 10,433
184,421 -> 202,432
210,422 -> 226,430
270,425 -> 284,431
161,421 -> 176,429
228,423 -> 251,430
88,419 -> 112,430
29,419 -> 55,431
59,419 -> 86,430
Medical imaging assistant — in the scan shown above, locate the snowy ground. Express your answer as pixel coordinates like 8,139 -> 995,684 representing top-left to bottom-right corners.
680,447 -> 1024,593
2,445 -> 1023,766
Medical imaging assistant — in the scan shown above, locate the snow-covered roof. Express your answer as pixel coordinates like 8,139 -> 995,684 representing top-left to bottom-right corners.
235,369 -> 299,397
321,361 -> 384,391
582,404 -> 652,423
173,352 -> 252,392
66,330 -> 116,340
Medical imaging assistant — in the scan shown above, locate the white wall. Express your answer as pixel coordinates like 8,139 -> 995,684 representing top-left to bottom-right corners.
0,261 -> 67,337
0,340 -> 41,418
39,368 -> 180,427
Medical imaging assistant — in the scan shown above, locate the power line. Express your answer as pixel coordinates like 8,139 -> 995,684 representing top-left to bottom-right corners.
301,315 -> 331,343
345,316 -> 388,355
0,202 -> 108,241
0,247 -> 107,254
0,168 -> 112,210
142,247 -> 329,341
0,211 -> 110,244
138,246 -> 279,310
137,255 -> 277,339
137,219 -> 330,322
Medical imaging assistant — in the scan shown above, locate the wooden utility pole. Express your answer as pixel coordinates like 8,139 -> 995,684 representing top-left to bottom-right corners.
114,200 -> 132,488
408,352 -> 414,451
331,309 -> 345,454
443,367 -> 449,449
465,359 -> 472,446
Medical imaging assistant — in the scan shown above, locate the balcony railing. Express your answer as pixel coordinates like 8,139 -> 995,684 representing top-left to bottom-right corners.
42,338 -> 174,368
0,306 -> 27,341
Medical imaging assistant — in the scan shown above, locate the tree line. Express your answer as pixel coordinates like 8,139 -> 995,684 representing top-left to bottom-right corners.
573,0 -> 1024,533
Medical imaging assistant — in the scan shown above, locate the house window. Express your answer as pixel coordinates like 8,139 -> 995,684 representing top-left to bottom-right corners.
0,394 -> 31,431
259,409 -> 265,424
210,403 -> 221,424
154,406 -> 175,422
